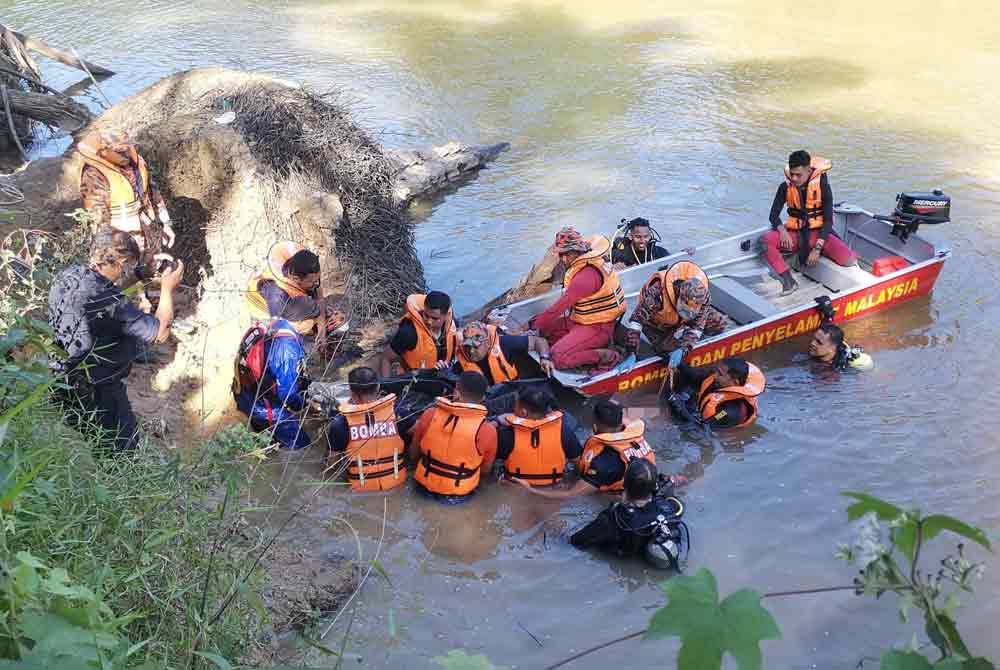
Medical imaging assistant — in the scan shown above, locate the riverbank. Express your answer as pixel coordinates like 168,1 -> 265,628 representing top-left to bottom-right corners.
3,1 -> 1000,665
0,65 -> 507,665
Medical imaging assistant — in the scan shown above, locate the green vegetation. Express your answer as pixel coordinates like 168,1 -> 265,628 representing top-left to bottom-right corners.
0,319 -> 271,667
535,492 -> 993,670
0,223 -> 272,668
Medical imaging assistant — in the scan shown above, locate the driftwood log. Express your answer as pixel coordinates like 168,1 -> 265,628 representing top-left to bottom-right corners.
0,24 -> 114,76
5,87 -> 90,132
0,24 -> 109,156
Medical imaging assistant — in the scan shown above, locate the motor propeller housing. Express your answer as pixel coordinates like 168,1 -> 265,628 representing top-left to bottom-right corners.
886,190 -> 951,242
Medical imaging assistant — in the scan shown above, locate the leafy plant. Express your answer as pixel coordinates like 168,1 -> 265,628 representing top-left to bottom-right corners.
838,492 -> 992,668
543,492 -> 993,670
0,551 -> 137,668
645,568 -> 780,670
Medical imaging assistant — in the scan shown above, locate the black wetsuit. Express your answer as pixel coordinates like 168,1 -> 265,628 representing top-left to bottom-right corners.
611,239 -> 670,267
570,499 -> 663,556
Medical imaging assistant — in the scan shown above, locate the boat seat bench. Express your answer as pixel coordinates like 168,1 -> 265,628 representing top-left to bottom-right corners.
710,276 -> 780,325
800,257 -> 871,293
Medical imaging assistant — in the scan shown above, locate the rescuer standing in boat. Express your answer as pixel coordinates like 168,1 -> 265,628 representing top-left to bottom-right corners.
529,228 -> 626,371
808,323 -> 874,371
629,260 -> 727,363
245,241 -> 347,353
667,357 -> 765,428
761,150 -> 858,295
77,130 -> 176,279
382,291 -> 457,375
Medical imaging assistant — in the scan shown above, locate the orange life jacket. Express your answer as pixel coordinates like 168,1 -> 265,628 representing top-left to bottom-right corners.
414,397 -> 487,495
697,362 -> 766,428
399,294 -> 456,371
246,241 -> 310,321
504,411 -> 565,486
784,157 -> 832,231
340,394 -> 407,492
454,324 -> 519,384
563,235 -> 626,325
577,420 -> 655,492
642,260 -> 710,328
77,135 -> 153,238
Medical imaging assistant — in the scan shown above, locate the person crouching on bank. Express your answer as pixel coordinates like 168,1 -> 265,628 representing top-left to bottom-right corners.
48,228 -> 184,454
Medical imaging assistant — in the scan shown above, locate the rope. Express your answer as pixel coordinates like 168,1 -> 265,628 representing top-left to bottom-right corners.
0,177 -> 24,205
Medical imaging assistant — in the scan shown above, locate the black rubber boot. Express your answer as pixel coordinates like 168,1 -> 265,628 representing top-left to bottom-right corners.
778,270 -> 798,296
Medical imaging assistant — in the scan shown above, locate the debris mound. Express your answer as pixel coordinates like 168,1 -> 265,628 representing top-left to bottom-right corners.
194,83 -> 423,322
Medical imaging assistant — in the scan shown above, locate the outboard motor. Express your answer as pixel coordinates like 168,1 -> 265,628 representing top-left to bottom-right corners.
876,190 -> 951,243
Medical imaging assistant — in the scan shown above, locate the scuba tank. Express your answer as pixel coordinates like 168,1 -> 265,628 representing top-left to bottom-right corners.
611,474 -> 690,570
644,493 -> 687,570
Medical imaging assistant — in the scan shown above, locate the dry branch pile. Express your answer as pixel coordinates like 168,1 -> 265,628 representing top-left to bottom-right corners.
193,84 -> 425,322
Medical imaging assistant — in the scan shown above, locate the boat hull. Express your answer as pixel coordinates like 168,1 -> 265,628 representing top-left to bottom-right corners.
582,256 -> 945,396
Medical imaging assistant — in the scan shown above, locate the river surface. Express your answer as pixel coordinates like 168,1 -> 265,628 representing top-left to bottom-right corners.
11,0 -> 1000,666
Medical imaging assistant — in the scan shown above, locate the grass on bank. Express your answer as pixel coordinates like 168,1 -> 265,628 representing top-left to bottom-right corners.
0,218 -> 275,668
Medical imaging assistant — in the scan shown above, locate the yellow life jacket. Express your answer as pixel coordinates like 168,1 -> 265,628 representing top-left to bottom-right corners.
454,324 -> 519,384
414,397 -> 487,495
399,294 -> 456,371
784,156 -> 832,231
340,394 -> 407,492
504,411 -> 565,485
577,420 -> 654,492
563,235 -> 626,325
77,134 -> 152,238
246,241 -> 310,321
697,362 -> 766,428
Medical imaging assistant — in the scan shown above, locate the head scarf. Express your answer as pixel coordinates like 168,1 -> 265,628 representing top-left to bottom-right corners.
553,227 -> 591,255
675,277 -> 709,322
460,321 -> 490,347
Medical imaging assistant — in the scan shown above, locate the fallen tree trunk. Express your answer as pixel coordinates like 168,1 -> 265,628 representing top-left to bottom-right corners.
0,24 -> 114,76
5,87 -> 91,132
389,141 -> 510,206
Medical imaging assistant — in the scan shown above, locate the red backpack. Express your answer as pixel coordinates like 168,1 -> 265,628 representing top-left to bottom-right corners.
232,323 -> 296,398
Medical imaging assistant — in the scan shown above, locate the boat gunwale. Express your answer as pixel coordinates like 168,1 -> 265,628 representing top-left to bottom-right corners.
539,253 -> 946,393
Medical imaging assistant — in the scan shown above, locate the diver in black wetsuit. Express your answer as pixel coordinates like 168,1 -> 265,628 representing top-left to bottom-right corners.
570,459 -> 688,569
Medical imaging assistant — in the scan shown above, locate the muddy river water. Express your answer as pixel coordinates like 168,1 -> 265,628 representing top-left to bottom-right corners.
12,0 -> 1000,666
